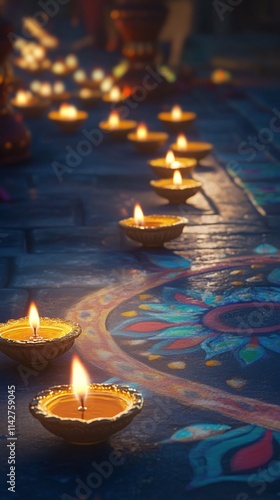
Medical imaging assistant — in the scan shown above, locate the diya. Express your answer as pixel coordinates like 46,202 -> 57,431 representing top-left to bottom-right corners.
171,134 -> 213,161
48,103 -> 88,133
77,88 -> 102,108
119,204 -> 187,247
148,150 -> 197,179
0,302 -> 81,367
150,170 -> 202,204
102,85 -> 125,103
127,123 -> 168,154
99,110 -> 137,140
33,81 -> 72,102
51,58 -> 77,77
157,105 -> 197,133
29,356 -> 143,444
10,90 -> 50,118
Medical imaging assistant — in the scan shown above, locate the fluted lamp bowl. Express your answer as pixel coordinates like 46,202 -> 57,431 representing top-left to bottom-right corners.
148,157 -> 197,179
29,384 -> 144,445
150,178 -> 202,204
0,317 -> 81,367
119,215 -> 188,247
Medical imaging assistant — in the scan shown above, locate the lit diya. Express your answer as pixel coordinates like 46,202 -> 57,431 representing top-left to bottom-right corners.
48,103 -> 88,133
127,123 -> 168,154
11,89 -> 50,118
33,81 -> 71,102
119,203 -> 187,247
51,58 -> 77,77
14,55 -> 51,73
157,105 -> 197,133
102,85 -> 125,103
73,68 -> 106,90
29,355 -> 143,444
148,149 -> 197,179
77,88 -> 102,108
171,133 -> 213,161
150,170 -> 202,204
99,111 -> 137,140
0,302 -> 81,367
100,76 -> 114,93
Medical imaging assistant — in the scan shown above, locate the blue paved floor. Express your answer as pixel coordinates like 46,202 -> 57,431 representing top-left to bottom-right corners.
0,30 -> 280,500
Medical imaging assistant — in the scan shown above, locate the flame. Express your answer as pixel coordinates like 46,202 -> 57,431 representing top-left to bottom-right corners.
177,133 -> 188,150
100,76 -> 113,93
134,204 -> 145,226
33,45 -> 45,61
136,123 -> 148,140
52,61 -> 65,74
59,103 -> 78,120
39,82 -> 52,97
74,70 -> 86,82
171,105 -> 182,120
170,160 -> 183,170
71,355 -> 90,406
79,88 -> 92,98
29,302 -> 40,333
91,68 -> 105,82
30,80 -> 41,92
53,81 -> 65,94
109,86 -> 121,101
165,150 -> 175,166
173,170 -> 182,186
65,54 -> 78,68
109,111 -> 120,128
16,90 -> 32,105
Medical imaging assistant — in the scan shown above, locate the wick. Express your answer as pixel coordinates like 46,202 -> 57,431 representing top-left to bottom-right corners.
78,397 -> 87,419
29,326 -> 43,342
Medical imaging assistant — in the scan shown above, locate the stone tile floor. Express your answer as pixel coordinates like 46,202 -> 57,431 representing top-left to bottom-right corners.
0,34 -> 280,500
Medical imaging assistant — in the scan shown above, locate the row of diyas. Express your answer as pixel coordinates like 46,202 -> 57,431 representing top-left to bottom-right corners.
0,305 -> 143,444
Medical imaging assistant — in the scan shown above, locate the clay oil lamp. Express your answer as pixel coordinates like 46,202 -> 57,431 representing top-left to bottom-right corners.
127,123 -> 168,154
0,302 -> 81,368
102,85 -> 124,104
29,355 -> 143,444
150,169 -> 202,205
119,203 -> 187,247
157,105 -> 197,133
11,89 -> 50,118
77,88 -> 101,108
148,149 -> 197,179
171,133 -> 213,161
48,103 -> 88,133
99,110 -> 137,140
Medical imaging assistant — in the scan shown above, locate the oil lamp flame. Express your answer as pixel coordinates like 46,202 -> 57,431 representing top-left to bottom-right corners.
136,123 -> 147,140
91,68 -> 105,82
74,70 -> 86,82
29,302 -> 40,336
53,81 -> 65,94
109,86 -> 121,101
100,77 -> 113,93
79,88 -> 91,98
134,204 -> 145,226
40,82 -> 52,97
59,103 -> 78,120
71,355 -> 90,411
166,150 -> 175,166
177,134 -> 188,150
171,105 -> 182,121
33,45 -> 45,61
65,54 -> 78,68
173,170 -> 182,186
30,80 -> 41,93
16,90 -> 32,105
52,61 -> 65,74
108,111 -> 119,128
170,160 -> 183,169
